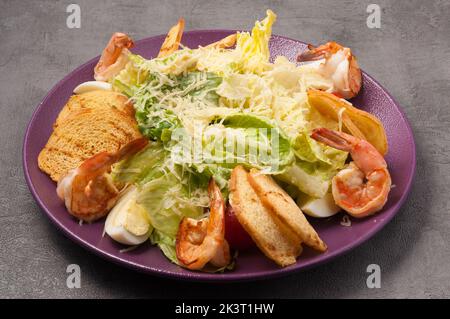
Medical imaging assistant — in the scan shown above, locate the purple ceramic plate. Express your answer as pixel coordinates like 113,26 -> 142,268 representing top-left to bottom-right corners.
23,30 -> 416,282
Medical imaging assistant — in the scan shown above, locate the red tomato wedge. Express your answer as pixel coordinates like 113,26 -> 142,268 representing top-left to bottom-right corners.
224,203 -> 255,251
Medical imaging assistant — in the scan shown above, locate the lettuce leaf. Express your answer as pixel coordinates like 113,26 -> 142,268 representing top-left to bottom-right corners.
111,143 -> 167,186
192,113 -> 294,176
133,72 -> 222,140
168,113 -> 294,193
149,231 -> 178,264
221,113 -> 294,170
278,161 -> 332,198
292,132 -> 348,168
138,174 -> 207,233
137,106 -> 181,141
137,173 -> 205,263
112,54 -> 148,96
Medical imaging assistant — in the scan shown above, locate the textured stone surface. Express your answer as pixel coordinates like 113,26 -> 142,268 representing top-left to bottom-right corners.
1,0 -> 449,298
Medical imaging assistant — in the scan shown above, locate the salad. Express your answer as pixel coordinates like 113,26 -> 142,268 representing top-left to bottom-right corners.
51,10 -> 390,271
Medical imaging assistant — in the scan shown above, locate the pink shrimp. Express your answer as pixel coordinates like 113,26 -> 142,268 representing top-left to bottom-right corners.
297,42 -> 362,99
94,32 -> 134,82
311,128 -> 391,218
57,138 -> 148,222
176,179 -> 231,270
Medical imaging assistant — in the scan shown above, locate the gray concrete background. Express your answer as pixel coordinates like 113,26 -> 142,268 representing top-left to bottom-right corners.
1,0 -> 449,298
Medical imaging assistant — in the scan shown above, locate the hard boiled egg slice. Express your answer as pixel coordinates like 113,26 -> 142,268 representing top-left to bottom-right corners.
73,81 -> 112,94
298,192 -> 341,218
105,186 -> 152,245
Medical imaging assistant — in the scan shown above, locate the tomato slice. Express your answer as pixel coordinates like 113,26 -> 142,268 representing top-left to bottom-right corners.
224,203 -> 255,251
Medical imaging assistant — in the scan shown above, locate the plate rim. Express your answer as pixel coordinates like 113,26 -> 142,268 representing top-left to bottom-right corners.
22,30 -> 417,282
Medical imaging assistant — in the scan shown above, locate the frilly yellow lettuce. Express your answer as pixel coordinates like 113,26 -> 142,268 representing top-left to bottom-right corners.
235,9 -> 276,74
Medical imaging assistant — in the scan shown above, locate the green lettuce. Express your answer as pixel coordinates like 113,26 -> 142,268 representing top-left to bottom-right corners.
112,54 -> 148,96
185,113 -> 294,185
286,131 -> 347,198
278,159 -> 346,198
136,173 -> 206,264
219,113 -> 294,170
111,143 -> 167,185
292,132 -> 348,167
132,72 -> 222,141
149,231 -> 178,264
137,106 -> 181,141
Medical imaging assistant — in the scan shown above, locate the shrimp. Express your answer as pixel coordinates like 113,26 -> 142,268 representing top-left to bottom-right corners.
311,128 -> 391,218
57,138 -> 148,222
297,42 -> 362,99
94,32 -> 134,82
176,179 -> 231,270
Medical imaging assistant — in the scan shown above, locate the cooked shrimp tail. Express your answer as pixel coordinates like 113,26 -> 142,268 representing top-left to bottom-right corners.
176,178 -> 230,270
57,138 -> 148,222
298,43 -> 334,61
311,128 -> 386,172
94,32 -> 134,82
115,138 -> 148,161
311,128 -> 391,218
298,42 -> 362,99
77,137 -> 148,178
310,127 -> 355,151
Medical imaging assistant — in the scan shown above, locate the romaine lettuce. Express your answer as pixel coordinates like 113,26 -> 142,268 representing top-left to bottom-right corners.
132,71 -> 222,140
192,113 -> 294,175
111,143 -> 167,185
292,132 -> 348,168
278,161 -> 331,198
112,53 -> 148,96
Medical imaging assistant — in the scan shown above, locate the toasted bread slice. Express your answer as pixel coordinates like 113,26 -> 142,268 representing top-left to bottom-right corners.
158,18 -> 185,58
207,34 -> 237,49
54,90 -> 133,128
229,166 -> 301,267
248,169 -> 327,252
38,107 -> 141,182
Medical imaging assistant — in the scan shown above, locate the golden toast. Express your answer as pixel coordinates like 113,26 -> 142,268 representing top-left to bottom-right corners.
229,166 -> 301,267
38,90 -> 141,182
248,169 -> 327,252
54,90 -> 133,127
